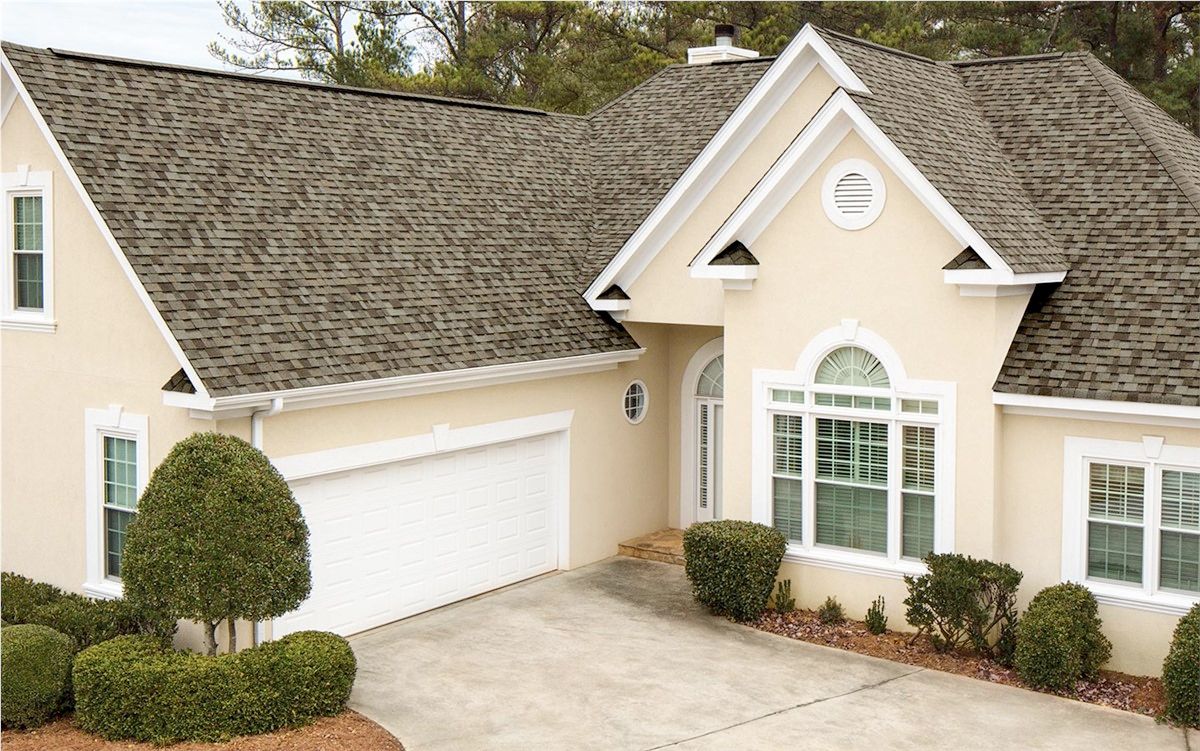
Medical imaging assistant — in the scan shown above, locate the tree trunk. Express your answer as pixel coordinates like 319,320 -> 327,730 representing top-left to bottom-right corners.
203,620 -> 218,657
227,618 -> 237,654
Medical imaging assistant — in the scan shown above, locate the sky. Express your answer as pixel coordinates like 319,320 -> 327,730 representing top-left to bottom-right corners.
1,0 -> 285,75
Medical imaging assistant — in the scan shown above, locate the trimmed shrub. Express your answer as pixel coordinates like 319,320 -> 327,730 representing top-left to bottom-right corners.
123,433 -> 311,655
773,579 -> 795,613
73,630 -> 356,743
818,596 -> 845,625
683,521 -> 786,621
865,596 -> 888,635
1,624 -> 75,729
1014,583 -> 1111,690
0,572 -> 175,649
904,553 -> 1022,659
1163,603 -> 1200,726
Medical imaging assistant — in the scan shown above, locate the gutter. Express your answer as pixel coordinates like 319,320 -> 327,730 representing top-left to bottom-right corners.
249,397 -> 284,449
164,348 -> 646,419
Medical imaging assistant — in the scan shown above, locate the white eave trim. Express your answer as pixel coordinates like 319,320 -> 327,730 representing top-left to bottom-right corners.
165,348 -> 646,418
1,51 -> 212,399
592,298 -> 631,312
994,391 -> 1200,428
583,24 -> 869,308
690,89 -> 1013,280
944,268 -> 1066,295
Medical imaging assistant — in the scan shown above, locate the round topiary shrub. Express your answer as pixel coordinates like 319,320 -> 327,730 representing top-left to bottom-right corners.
73,630 -> 356,743
1,624 -> 75,729
122,432 -> 311,655
1163,603 -> 1200,727
683,520 -> 786,621
1014,583 -> 1111,690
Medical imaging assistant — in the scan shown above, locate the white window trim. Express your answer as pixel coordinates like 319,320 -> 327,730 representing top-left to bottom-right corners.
680,337 -> 724,527
821,158 -> 886,230
84,406 -> 149,599
2,166 -> 54,332
1062,435 -> 1200,615
623,379 -> 649,425
751,321 -> 956,578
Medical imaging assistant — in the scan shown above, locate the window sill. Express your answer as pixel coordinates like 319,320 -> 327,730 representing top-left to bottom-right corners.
1,317 -> 56,333
1081,580 -> 1198,616
82,579 -> 123,600
783,544 -> 927,579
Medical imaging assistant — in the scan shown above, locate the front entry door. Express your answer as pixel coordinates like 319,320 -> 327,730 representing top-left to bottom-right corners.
696,399 -> 722,522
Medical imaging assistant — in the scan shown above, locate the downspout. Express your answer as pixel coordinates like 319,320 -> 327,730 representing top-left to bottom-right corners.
248,396 -> 283,648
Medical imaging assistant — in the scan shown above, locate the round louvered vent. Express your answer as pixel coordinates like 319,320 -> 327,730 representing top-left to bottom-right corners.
822,159 -> 886,230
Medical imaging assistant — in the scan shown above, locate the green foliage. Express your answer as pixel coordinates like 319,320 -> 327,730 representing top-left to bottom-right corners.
682,520 -> 786,622
865,595 -> 887,635
1,624 -> 75,729
1014,583 -> 1111,690
122,433 -> 311,653
817,596 -> 844,625
1163,603 -> 1200,727
903,553 -> 1022,659
73,631 -> 356,743
1,572 -> 175,649
773,579 -> 795,613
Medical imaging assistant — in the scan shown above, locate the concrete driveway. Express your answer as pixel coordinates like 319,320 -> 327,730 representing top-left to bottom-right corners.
350,557 -> 1191,751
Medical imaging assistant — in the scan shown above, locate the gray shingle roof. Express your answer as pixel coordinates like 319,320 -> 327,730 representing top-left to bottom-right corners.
958,53 -> 1200,406
711,241 -> 759,266
4,43 -> 638,397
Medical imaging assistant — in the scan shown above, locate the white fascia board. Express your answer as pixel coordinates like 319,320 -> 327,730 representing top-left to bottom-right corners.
943,268 -> 1067,287
583,24 -> 868,307
592,298 -> 631,312
691,90 -> 1013,280
170,348 -> 646,419
994,391 -> 1200,428
691,264 -> 759,280
1,52 -> 212,399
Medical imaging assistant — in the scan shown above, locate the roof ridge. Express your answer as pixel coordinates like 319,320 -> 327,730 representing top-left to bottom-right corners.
813,27 -> 937,65
950,51 -> 1066,67
1080,53 -> 1200,213
1,40 -> 555,117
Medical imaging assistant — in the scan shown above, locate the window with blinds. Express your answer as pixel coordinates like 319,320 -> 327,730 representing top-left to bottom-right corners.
1086,463 -> 1145,584
815,418 -> 888,554
1161,470 -> 1200,593
772,414 -> 803,542
902,425 -> 935,560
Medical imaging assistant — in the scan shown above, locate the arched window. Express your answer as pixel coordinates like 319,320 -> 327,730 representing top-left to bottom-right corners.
760,338 -> 949,571
696,355 -> 723,398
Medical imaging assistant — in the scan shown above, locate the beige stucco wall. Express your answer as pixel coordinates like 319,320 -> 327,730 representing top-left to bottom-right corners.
998,412 -> 1200,674
624,66 -> 839,326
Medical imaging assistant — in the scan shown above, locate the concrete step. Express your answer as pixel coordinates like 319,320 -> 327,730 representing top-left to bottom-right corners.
618,528 -> 685,566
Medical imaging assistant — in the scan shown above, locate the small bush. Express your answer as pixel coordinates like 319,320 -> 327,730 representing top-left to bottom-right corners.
904,553 -> 1022,658
1014,583 -> 1111,690
1163,603 -> 1200,726
865,596 -> 888,635
683,521 -> 786,622
73,630 -> 356,743
773,579 -> 795,613
818,596 -> 845,625
1,624 -> 75,729
1,572 -> 175,649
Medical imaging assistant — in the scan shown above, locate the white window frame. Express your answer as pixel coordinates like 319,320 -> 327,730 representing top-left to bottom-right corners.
623,379 -> 648,425
1062,435 -> 1200,615
84,406 -> 149,599
2,166 -> 54,332
751,321 -> 956,578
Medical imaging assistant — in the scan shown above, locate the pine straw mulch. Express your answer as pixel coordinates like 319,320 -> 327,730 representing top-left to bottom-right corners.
751,608 -> 1165,719
0,710 -> 404,751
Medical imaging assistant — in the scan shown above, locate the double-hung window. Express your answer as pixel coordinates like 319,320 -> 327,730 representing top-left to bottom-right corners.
758,342 -> 953,575
2,168 -> 54,330
1064,437 -> 1200,614
84,408 -> 148,598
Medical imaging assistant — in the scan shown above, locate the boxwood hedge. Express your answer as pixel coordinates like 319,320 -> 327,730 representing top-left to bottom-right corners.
683,520 -> 786,621
1014,583 -> 1111,690
1163,603 -> 1200,727
73,630 -> 356,743
1,624 -> 75,729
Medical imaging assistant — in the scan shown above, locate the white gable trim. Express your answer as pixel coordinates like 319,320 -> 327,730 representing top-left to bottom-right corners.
583,24 -> 869,308
690,89 -> 1027,286
994,391 -> 1200,429
1,51 -> 212,399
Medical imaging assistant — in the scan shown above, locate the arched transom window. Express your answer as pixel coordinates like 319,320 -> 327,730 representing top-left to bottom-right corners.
696,355 -> 723,398
760,343 -> 949,572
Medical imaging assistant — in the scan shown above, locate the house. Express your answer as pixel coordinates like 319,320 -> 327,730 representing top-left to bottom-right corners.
2,24 -> 1197,676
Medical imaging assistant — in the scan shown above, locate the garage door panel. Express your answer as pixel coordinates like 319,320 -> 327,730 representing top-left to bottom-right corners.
274,433 -> 562,638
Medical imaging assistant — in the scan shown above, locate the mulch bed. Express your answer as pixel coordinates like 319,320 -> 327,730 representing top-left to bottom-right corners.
0,710 -> 404,751
751,608 -> 1165,718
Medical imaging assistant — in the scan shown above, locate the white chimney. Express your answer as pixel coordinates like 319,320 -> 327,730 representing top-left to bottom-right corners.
688,23 -> 760,65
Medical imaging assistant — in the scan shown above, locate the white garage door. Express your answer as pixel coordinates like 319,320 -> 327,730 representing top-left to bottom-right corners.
273,432 -> 562,637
